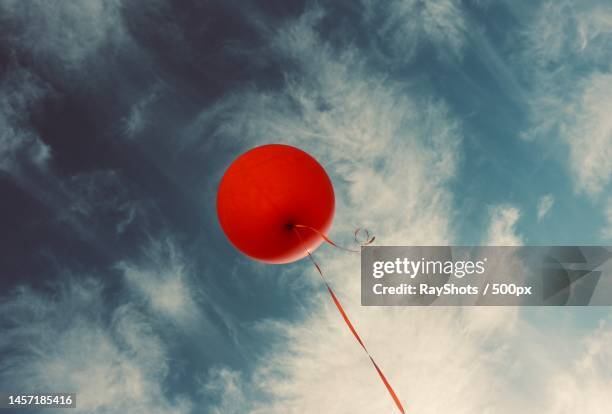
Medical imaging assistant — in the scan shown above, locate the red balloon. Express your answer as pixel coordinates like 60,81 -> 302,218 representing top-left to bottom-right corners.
217,144 -> 335,264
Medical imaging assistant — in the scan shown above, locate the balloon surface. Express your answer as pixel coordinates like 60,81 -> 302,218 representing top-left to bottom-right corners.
217,144 -> 335,264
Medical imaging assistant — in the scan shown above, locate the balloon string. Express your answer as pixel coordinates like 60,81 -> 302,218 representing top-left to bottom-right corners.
293,224 -> 375,253
292,228 -> 406,414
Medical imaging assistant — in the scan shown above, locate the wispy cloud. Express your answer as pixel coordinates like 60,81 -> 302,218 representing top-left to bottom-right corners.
121,83 -> 164,140
200,367 -> 247,414
117,237 -> 241,363
485,204 -> 523,246
0,69 -> 51,175
545,320 -> 612,413
563,74 -> 612,197
0,0 -> 129,71
59,170 -> 151,237
0,278 -> 192,414
120,239 -> 200,325
364,0 -> 468,61
537,194 -> 554,221
521,0 -> 612,199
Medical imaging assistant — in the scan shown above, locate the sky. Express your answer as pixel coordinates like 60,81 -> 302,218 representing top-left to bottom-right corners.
1,0 -> 611,413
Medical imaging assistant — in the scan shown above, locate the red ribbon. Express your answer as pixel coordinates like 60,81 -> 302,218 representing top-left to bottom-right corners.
293,226 -> 406,414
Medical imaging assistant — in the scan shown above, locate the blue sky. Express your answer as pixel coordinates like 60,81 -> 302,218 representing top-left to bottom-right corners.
1,0 -> 611,413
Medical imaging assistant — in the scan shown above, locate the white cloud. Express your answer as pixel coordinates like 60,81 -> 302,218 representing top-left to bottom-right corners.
117,237 -> 239,360
121,83 -> 164,139
119,238 -> 205,328
563,74 -> 612,197
201,367 -> 247,414
537,194 -> 555,221
544,320 -> 612,413
363,0 -> 468,61
485,204 -> 523,246
246,306 -> 537,413
0,279 -> 192,414
524,1 -> 612,69
521,1 -> 612,198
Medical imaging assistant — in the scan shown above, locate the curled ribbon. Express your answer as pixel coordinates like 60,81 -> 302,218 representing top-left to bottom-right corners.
293,225 -> 406,414
294,224 -> 375,252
